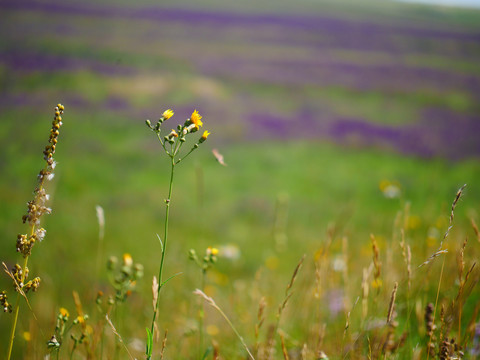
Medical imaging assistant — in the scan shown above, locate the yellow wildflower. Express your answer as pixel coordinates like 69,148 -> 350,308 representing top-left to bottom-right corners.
162,109 -> 174,120
199,130 -> 211,144
86,325 -> 94,335
59,307 -> 69,318
371,278 -> 383,289
123,253 -> 133,267
202,130 -> 210,140
265,256 -> 279,270
207,246 -> 218,256
190,110 -> 203,130
206,324 -> 219,336
23,331 -> 31,342
407,215 -> 421,230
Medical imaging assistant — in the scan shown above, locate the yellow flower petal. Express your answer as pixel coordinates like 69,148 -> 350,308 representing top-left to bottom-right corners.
191,110 -> 203,129
23,331 -> 31,342
201,130 -> 210,140
123,253 -> 133,267
162,109 -> 174,120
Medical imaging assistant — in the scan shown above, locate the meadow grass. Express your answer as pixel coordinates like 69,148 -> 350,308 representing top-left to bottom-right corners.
0,105 -> 479,359
1,1 -> 480,357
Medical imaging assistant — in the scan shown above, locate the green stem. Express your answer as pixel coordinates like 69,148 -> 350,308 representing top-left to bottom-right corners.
156,133 -> 169,156
148,157 -> 175,359
7,255 -> 29,360
175,145 -> 197,165
7,297 -> 20,360
70,340 -> 77,360
199,269 -> 206,359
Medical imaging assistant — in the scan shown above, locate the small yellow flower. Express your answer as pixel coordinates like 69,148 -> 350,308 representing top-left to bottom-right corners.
123,253 -> 133,267
86,325 -> 94,335
23,331 -> 31,342
407,215 -> 421,230
162,109 -> 174,120
76,315 -> 85,324
207,246 -> 218,256
371,278 -> 383,289
265,256 -> 279,270
206,324 -> 219,336
190,110 -> 203,130
59,307 -> 69,318
201,130 -> 210,140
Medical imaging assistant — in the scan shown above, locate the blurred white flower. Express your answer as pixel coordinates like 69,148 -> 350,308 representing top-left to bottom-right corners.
219,244 -> 240,260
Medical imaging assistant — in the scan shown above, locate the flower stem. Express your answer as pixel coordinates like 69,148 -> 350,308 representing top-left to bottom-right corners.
7,254 -> 30,360
148,157 -> 175,359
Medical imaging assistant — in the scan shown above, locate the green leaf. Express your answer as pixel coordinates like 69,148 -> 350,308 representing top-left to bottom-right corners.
202,346 -> 213,360
156,233 -> 163,251
145,327 -> 153,356
159,272 -> 183,289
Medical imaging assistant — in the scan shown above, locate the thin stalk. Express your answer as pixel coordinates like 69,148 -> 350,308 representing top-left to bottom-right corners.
148,158 -> 175,359
194,289 -> 255,360
426,254 -> 446,360
176,145 -> 196,165
70,340 -> 78,360
198,269 -> 206,360
99,323 -> 105,360
7,286 -> 21,359
7,253 -> 30,359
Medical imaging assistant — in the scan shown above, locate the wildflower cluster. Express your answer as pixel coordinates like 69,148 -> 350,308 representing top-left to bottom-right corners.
47,307 -> 70,351
189,246 -> 219,273
47,306 -> 93,357
70,313 -> 92,353
107,253 -> 144,302
11,263 -> 40,293
146,109 -> 210,163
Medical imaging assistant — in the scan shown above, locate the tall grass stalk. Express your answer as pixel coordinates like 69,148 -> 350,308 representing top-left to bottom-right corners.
194,289 -> 255,360
425,184 -> 466,360
5,104 -> 65,360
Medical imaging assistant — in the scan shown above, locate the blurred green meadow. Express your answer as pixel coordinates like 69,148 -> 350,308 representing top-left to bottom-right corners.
1,0 -> 480,358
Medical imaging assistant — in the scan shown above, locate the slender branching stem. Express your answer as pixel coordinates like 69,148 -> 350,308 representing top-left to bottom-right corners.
148,157 -> 175,359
